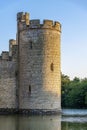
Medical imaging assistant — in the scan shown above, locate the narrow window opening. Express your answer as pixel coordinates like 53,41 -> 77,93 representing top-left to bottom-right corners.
15,71 -> 18,77
30,41 -> 32,49
51,63 -> 54,71
27,25 -> 29,27
29,85 -> 31,93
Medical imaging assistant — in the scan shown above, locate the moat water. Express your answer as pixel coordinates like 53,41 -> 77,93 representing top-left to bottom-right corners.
0,109 -> 87,130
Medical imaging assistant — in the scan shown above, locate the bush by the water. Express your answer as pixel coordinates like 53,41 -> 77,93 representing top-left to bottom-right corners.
61,74 -> 87,108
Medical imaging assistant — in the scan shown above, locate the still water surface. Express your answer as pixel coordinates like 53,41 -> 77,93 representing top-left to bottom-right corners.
0,109 -> 87,130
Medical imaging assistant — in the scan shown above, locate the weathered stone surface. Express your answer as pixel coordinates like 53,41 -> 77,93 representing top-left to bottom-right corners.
0,61 -> 17,108
18,12 -> 61,112
0,12 -> 61,114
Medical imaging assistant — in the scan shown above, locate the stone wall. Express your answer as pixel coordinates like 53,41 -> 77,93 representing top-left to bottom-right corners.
9,39 -> 16,56
0,60 -> 17,108
0,12 -> 61,114
18,12 -> 61,112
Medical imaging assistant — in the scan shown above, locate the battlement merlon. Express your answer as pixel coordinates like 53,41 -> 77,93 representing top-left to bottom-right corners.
1,51 -> 9,60
9,39 -> 17,56
17,12 -> 30,25
17,12 -> 61,32
9,39 -> 16,45
43,20 -> 61,32
0,38 -> 18,61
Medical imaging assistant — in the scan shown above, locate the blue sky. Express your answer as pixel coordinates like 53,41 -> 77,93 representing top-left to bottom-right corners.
0,0 -> 87,79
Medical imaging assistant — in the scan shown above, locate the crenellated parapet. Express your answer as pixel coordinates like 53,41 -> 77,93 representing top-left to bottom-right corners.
9,39 -> 17,56
42,20 -> 61,31
0,51 -> 10,61
1,51 -> 9,60
0,39 -> 18,61
17,12 -> 61,32
17,12 -> 29,24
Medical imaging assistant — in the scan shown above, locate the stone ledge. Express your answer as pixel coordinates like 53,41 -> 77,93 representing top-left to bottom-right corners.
0,108 -> 18,115
0,108 -> 61,115
19,109 -> 62,115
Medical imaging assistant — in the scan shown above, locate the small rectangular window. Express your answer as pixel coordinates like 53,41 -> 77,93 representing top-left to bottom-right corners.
51,63 -> 54,71
29,85 -> 31,93
30,41 -> 32,49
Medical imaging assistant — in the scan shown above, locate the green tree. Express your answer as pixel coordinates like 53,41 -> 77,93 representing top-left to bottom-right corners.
61,74 -> 71,108
61,74 -> 87,108
85,92 -> 87,106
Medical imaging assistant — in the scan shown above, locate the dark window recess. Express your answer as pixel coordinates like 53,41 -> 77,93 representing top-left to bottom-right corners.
30,41 -> 32,49
15,71 -> 18,77
50,63 -> 54,71
29,85 -> 31,93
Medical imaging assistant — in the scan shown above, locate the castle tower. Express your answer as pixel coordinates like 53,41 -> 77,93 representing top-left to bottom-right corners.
17,12 -> 61,114
9,39 -> 16,56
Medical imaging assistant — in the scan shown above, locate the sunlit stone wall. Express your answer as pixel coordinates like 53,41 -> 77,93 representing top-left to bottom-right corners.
17,12 -> 61,112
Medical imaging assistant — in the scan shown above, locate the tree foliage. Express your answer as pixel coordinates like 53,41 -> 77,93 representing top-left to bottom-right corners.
61,74 -> 87,108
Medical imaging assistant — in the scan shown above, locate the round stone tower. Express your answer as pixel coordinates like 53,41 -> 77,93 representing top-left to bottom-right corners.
17,12 -> 61,114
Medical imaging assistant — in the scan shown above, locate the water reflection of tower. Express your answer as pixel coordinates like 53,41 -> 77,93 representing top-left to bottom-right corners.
0,115 -> 61,130
18,115 -> 61,130
0,116 -> 18,130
